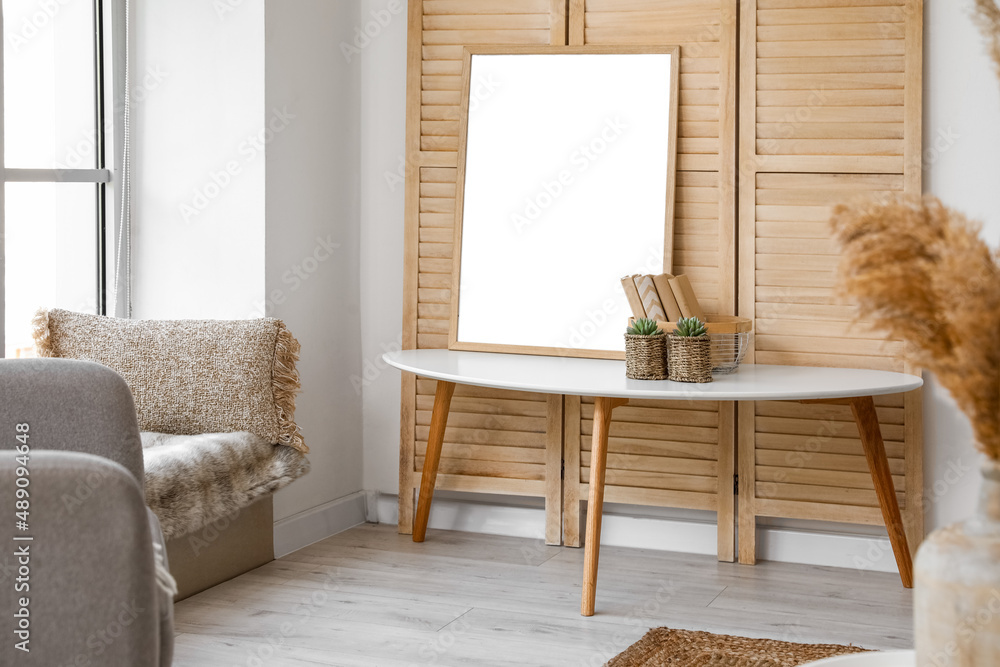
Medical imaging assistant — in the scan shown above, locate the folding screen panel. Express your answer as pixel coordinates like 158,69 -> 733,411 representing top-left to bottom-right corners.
400,0 -> 923,566
561,0 -> 738,560
400,0 -> 568,544
401,0 -> 738,553
737,0 -> 924,564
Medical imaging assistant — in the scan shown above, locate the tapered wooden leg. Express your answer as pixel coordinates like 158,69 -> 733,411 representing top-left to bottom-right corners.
851,396 -> 914,588
412,381 -> 456,543
582,396 -> 627,616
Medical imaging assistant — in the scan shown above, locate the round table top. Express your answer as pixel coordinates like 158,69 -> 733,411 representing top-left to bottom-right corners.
383,349 -> 922,401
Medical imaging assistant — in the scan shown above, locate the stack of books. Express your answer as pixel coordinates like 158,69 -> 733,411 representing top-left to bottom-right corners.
621,273 -> 706,322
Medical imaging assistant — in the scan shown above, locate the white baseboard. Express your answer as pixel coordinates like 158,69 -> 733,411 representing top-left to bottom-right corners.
273,491 -> 368,558
375,492 -> 900,574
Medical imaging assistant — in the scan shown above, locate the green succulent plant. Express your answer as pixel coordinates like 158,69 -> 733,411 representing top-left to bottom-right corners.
673,317 -> 708,337
626,318 -> 663,336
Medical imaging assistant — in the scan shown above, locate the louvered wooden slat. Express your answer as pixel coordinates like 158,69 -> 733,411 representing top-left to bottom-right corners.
757,450 -> 905,475
571,0 -> 737,563
738,0 -> 923,568
758,0 -> 904,10
582,452 -> 718,476
583,484 -> 720,512
758,433 -> 906,459
417,442 -> 547,462
402,0 -> 568,543
755,482 -> 905,508
750,2 -> 907,173
403,0 -> 920,572
423,0 -> 550,14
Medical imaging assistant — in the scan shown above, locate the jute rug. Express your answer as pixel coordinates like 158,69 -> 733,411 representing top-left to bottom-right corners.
607,628 -> 871,666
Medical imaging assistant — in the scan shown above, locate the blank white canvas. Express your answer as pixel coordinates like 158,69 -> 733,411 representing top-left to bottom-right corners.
456,52 -> 672,354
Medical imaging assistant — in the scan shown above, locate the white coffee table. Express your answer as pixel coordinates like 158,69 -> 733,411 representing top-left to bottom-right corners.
384,349 -> 923,616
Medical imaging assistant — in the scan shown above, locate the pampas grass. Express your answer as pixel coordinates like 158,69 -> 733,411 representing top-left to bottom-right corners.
827,1 -> 1000,459
830,196 -> 1000,460
974,0 -> 1000,83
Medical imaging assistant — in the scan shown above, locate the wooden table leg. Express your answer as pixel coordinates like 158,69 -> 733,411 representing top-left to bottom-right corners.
581,396 -> 627,616
850,396 -> 914,588
412,380 -> 456,543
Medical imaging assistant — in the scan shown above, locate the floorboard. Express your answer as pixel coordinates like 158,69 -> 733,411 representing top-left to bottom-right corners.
173,524 -> 913,666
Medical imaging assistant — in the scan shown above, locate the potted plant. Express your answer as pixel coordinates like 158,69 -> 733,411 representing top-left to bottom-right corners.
624,318 -> 667,380
667,317 -> 712,383
831,181 -> 1000,663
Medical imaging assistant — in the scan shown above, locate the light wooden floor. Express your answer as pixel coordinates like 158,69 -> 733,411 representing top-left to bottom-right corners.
172,524 -> 913,666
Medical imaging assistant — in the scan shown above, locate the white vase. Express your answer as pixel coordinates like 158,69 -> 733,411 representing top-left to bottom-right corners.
915,460 -> 1000,666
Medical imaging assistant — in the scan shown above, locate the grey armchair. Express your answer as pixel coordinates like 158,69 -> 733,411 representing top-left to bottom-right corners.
0,358 -> 174,666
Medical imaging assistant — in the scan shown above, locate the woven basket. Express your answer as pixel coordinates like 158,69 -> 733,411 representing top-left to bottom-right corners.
667,335 -> 712,383
624,334 -> 667,380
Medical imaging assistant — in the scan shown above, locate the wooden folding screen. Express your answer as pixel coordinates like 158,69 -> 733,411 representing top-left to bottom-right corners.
400,0 -> 569,545
400,0 -> 738,554
737,0 -> 924,563
400,0 -> 923,563
560,0 -> 738,560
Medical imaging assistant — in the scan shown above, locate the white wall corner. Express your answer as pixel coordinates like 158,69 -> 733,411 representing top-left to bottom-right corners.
364,489 -> 381,523
273,491 -> 369,558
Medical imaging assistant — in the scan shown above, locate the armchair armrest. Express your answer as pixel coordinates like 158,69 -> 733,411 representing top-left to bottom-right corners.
0,451 -> 173,666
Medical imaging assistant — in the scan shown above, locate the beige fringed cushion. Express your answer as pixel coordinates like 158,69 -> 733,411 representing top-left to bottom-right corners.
32,308 -> 307,453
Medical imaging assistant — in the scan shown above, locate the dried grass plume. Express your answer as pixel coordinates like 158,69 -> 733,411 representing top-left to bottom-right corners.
973,0 -> 1000,83
830,196 -> 1000,459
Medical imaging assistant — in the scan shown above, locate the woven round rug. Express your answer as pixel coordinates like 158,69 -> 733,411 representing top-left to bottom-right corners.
607,628 -> 871,667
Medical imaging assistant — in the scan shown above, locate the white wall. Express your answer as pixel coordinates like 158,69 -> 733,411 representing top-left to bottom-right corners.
921,0 -> 1000,531
358,0 -> 1000,564
133,0 -> 366,527
265,0 -> 365,522
131,0 -> 1000,563
132,0 -> 265,319
359,0 -> 408,494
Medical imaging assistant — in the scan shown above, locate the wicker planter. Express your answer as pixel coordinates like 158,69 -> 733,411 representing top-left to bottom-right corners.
667,335 -> 712,383
624,334 -> 667,380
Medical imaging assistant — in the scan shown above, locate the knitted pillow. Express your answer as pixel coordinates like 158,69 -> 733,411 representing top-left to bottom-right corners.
32,309 -> 306,453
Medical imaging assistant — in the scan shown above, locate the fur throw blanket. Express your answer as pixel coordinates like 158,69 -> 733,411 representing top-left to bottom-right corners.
142,431 -> 309,539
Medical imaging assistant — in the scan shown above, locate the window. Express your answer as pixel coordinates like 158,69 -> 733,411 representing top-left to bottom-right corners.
1,0 -> 123,358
